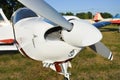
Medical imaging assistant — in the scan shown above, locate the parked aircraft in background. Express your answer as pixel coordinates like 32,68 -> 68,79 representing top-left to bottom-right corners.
93,12 -> 120,25
0,8 -> 17,51
111,14 -> 120,25
94,13 -> 103,22
93,13 -> 112,22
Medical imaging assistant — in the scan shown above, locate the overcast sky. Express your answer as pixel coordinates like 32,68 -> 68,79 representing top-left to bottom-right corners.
45,0 -> 120,16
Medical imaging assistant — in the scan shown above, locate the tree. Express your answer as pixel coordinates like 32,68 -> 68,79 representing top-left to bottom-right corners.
76,12 -> 92,19
87,12 -> 92,19
65,12 -> 74,16
61,12 -> 66,15
0,0 -> 24,19
61,12 -> 74,16
101,12 -> 113,18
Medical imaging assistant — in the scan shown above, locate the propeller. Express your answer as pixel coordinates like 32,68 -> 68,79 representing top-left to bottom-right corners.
18,0 -> 73,31
89,42 -> 113,60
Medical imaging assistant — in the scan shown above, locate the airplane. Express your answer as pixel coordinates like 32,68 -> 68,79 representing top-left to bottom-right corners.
111,14 -> 120,25
0,8 -> 17,51
10,0 -> 113,80
1,0 -> 113,79
93,13 -> 103,22
94,12 -> 120,25
93,12 -> 112,22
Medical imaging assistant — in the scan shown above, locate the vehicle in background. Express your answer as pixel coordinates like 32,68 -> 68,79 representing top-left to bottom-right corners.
0,8 -> 17,51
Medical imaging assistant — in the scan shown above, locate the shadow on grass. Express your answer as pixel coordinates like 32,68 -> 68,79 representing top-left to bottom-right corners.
100,28 -> 118,32
0,50 -> 19,55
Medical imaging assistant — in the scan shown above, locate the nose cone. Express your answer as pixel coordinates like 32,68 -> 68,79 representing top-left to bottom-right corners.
62,20 -> 102,47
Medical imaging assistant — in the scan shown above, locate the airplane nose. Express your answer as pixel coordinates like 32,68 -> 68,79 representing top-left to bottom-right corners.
62,19 -> 103,47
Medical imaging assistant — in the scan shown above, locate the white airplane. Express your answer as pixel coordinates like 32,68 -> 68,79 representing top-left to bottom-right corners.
111,14 -> 120,25
1,0 -> 113,79
93,12 -> 120,25
0,8 -> 17,51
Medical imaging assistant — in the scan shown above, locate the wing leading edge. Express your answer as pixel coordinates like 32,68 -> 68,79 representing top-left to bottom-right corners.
93,21 -> 111,28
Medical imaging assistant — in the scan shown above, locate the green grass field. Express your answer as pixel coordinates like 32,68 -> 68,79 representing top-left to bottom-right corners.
0,25 -> 120,80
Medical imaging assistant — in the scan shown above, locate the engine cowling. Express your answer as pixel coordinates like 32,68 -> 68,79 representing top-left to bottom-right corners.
14,17 -> 81,62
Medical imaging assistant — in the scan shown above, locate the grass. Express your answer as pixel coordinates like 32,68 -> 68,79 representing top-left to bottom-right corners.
0,25 -> 120,80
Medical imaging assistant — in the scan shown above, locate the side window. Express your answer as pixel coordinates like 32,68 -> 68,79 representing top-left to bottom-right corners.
0,14 -> 4,21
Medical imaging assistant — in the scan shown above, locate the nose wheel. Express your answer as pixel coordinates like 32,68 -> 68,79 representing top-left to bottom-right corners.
64,77 -> 69,80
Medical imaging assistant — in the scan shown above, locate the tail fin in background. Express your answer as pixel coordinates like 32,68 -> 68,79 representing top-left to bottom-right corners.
93,13 -> 103,22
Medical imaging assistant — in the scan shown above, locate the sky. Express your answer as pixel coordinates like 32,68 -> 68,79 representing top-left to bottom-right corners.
45,0 -> 120,16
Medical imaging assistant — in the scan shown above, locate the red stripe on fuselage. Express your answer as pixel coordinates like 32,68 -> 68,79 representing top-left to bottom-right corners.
0,39 -> 14,44
15,41 -> 34,60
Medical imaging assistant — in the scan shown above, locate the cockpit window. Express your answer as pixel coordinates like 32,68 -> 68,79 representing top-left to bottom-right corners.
0,14 -> 4,21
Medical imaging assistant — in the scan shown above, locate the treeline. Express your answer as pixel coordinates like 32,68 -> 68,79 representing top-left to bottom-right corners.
0,0 -> 24,19
61,12 -> 113,19
0,0 -> 113,19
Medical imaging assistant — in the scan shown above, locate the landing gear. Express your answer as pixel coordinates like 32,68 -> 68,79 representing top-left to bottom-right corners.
54,61 -> 71,80
60,62 -> 71,80
64,77 -> 69,80
44,61 -> 71,80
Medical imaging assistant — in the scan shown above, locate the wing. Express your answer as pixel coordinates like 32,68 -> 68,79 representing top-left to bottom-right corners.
93,21 -> 111,28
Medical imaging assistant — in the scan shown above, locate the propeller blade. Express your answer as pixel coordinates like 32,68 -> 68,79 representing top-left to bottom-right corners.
18,0 -> 73,31
89,42 -> 113,60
